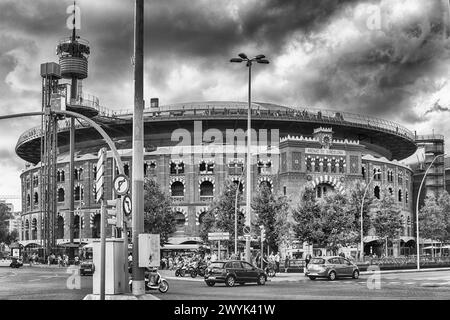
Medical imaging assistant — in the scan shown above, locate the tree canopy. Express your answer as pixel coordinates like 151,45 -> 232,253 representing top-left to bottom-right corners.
143,178 -> 176,244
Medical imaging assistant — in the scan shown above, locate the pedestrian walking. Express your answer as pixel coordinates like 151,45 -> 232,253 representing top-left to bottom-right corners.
304,253 -> 312,275
274,252 -> 280,273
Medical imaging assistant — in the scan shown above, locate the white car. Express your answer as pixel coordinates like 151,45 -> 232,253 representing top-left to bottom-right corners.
0,258 -> 13,267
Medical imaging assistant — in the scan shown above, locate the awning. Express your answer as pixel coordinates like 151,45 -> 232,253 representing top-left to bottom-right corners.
24,242 -> 42,248
363,236 -> 381,243
399,236 -> 415,243
423,246 -> 440,250
161,244 -> 202,250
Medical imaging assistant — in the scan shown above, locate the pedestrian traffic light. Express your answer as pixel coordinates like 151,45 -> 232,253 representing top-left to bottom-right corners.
106,198 -> 122,228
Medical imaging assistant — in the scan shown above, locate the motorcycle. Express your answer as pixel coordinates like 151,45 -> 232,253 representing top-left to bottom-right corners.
129,267 -> 169,293
265,262 -> 276,277
174,263 -> 187,277
190,262 -> 207,278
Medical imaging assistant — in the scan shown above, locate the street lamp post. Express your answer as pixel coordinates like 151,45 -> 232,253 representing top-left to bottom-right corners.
230,53 -> 269,263
234,168 -> 245,256
415,153 -> 446,271
360,171 -> 381,261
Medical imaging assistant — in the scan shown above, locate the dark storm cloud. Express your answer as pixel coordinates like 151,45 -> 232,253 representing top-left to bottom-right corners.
424,100 -> 450,116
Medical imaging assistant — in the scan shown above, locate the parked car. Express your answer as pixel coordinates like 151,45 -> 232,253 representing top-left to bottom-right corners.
80,260 -> 94,276
0,258 -> 13,268
204,260 -> 267,287
10,257 -> 23,268
305,256 -> 359,281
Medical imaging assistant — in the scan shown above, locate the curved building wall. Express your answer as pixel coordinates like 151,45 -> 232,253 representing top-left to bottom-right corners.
19,124 -> 414,248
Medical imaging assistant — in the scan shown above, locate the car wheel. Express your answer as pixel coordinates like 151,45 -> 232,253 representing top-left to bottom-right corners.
225,275 -> 236,287
191,271 -> 197,278
328,271 -> 336,281
205,281 -> 215,287
352,270 -> 360,279
257,275 -> 266,285
308,276 -> 316,280
175,270 -> 179,277
180,269 -> 186,277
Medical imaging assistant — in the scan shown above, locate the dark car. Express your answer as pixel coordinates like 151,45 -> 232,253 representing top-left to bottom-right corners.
305,256 -> 359,281
80,260 -> 94,276
11,258 -> 23,268
204,260 -> 267,287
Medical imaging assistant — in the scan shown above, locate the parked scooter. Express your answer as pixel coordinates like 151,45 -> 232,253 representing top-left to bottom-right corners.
129,267 -> 169,293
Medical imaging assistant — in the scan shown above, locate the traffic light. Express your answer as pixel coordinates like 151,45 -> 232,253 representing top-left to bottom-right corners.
106,198 -> 122,228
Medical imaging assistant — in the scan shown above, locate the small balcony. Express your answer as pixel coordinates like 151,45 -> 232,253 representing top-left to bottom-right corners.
171,196 -> 185,203
200,196 -> 214,203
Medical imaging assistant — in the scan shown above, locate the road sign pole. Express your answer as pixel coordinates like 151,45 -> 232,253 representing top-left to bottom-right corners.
218,240 -> 220,260
100,199 -> 106,300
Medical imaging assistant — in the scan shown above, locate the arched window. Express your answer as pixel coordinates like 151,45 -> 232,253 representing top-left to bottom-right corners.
398,189 -> 402,202
233,180 -> 243,193
374,186 -> 380,199
200,181 -> 214,196
31,218 -> 37,240
124,164 -> 130,177
92,214 -> 101,238
56,216 -> 64,239
60,170 -> 65,182
74,215 -> 80,239
198,211 -> 207,226
57,188 -> 65,202
171,181 -> 184,197
26,194 -> 31,208
34,192 -> 39,205
174,212 -> 186,232
24,219 -> 29,240
260,181 -> 272,191
74,186 -> 84,201
362,166 -> 366,179
316,183 -> 333,199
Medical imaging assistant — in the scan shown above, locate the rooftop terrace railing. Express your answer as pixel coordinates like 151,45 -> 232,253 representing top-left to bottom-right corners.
16,102 -> 416,149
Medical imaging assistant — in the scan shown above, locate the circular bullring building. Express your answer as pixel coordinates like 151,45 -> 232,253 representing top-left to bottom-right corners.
16,100 -> 418,256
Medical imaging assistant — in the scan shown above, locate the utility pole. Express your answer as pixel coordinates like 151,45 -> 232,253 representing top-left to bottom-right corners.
131,0 -> 145,296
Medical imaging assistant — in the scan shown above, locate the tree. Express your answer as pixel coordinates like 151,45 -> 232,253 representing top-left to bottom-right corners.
345,180 -> 374,242
6,230 -> 19,245
198,211 -> 216,244
371,190 -> 404,256
293,187 -> 356,254
143,178 -> 176,244
0,203 -> 11,243
206,181 -> 245,251
318,192 -> 357,254
419,193 -> 449,243
252,185 -> 290,253
292,187 -> 325,246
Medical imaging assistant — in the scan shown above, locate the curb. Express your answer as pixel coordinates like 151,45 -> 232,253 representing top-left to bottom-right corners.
360,267 -> 450,275
83,293 -> 159,300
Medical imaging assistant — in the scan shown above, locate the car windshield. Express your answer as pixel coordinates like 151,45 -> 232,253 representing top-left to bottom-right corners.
309,258 -> 325,264
209,262 -> 225,269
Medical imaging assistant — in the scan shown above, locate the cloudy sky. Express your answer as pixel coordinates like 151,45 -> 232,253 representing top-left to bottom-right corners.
1,0 -> 450,211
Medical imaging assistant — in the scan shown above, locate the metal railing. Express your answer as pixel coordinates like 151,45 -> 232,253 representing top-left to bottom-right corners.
416,134 -> 445,141
16,102 -> 416,148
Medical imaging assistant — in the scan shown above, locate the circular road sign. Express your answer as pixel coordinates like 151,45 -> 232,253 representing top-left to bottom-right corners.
122,195 -> 132,216
113,174 -> 130,195
243,226 -> 251,235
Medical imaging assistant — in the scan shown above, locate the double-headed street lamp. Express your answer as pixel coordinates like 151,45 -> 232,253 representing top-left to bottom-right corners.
360,171 -> 381,261
415,153 -> 446,270
230,53 -> 269,263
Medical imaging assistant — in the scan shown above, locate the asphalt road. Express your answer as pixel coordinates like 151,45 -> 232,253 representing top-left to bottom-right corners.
0,266 -> 449,300
0,266 -> 91,300
156,270 -> 450,300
